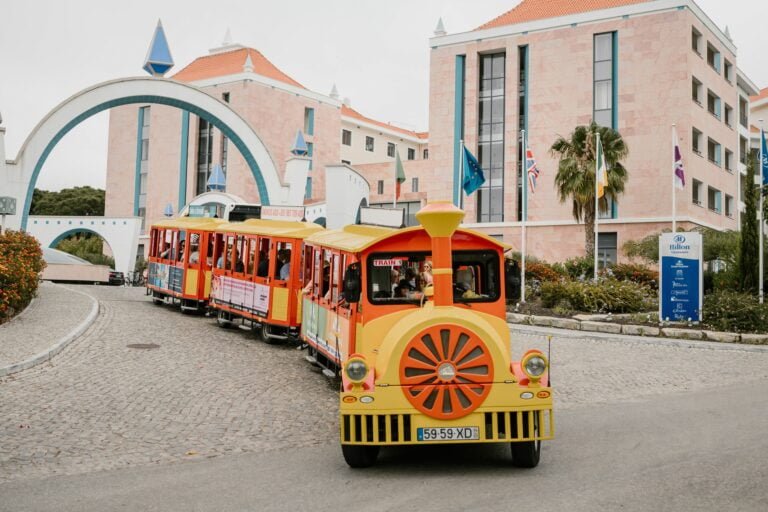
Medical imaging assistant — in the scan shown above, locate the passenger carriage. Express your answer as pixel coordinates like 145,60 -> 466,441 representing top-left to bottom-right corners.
210,219 -> 323,343
147,217 -> 225,312
301,202 -> 554,468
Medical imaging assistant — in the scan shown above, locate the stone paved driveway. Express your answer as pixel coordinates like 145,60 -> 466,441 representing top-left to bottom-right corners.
1,285 -> 767,483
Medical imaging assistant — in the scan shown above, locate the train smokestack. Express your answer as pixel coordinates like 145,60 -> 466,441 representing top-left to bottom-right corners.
415,202 -> 464,307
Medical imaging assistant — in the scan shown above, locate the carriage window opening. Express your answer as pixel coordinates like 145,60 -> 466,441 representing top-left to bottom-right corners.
275,241 -> 293,281
233,235 -> 246,274
303,245 -> 313,287
322,249 -> 332,298
255,237 -> 270,278
222,235 -> 235,271
205,235 -> 215,268
247,238 -> 257,276
330,253 -> 341,303
213,233 -> 225,269
311,247 -> 322,296
367,250 -> 499,304
187,232 -> 201,266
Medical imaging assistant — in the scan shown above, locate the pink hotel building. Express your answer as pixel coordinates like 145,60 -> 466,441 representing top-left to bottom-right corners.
106,0 -> 761,263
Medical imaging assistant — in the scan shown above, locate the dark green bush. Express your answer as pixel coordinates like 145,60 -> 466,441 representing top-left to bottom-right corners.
540,278 -> 655,314
563,256 -> 594,280
703,290 -> 768,333
609,263 -> 658,290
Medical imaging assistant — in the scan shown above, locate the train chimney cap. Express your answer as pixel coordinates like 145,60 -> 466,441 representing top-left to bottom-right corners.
415,201 -> 464,238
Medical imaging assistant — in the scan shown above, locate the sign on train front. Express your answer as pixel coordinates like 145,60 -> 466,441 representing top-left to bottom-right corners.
659,232 -> 702,322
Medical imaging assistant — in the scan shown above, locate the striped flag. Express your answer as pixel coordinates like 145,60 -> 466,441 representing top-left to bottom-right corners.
526,147 -> 540,193
596,134 -> 608,199
673,126 -> 686,189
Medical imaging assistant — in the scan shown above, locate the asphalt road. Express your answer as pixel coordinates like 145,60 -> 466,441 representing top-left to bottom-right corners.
2,380 -> 766,512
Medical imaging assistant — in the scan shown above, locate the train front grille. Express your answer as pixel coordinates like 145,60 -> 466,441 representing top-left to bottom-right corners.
483,409 -> 554,441
341,414 -> 413,444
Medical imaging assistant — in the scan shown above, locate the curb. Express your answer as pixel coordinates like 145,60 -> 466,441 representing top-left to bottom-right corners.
0,285 -> 100,378
507,312 -> 768,347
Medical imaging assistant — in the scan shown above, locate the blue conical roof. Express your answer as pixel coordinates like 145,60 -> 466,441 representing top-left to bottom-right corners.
291,130 -> 308,156
164,203 -> 174,216
207,163 -> 226,191
143,20 -> 174,76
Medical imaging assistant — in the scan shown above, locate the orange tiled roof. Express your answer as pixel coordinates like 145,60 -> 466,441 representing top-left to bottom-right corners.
173,47 -> 304,89
751,87 -> 768,102
478,0 -> 653,30
342,105 -> 427,140
751,125 -> 760,134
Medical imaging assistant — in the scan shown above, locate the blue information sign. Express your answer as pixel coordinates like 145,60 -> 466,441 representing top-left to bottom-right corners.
659,233 -> 703,322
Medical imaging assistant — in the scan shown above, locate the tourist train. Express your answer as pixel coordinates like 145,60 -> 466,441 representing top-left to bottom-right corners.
146,202 -> 553,468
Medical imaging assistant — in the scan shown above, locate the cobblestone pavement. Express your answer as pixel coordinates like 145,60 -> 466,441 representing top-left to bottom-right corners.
0,282 -> 93,368
1,285 -> 767,484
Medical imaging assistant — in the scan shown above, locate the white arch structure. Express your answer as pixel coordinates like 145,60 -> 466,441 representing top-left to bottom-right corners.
0,76 -> 297,232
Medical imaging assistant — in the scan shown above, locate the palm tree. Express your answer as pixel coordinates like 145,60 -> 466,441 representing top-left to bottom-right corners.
550,122 -> 629,258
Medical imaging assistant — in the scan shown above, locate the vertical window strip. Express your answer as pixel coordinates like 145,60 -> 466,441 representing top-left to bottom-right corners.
517,45 -> 528,222
477,52 -> 506,223
593,32 -> 616,129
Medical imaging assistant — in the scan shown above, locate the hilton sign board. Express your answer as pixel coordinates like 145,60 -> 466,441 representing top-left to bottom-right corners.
659,232 -> 703,322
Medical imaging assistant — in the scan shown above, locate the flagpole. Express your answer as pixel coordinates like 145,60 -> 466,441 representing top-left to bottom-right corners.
521,130 -> 527,304
459,140 -> 465,210
757,119 -> 765,304
672,124 -> 677,233
594,132 -> 599,280
393,145 -> 397,208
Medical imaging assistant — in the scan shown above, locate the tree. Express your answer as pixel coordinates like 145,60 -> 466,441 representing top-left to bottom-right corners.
739,154 -> 759,292
550,122 -> 629,258
29,186 -> 105,216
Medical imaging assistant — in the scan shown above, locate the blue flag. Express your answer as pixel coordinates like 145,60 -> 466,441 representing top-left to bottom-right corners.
762,129 -> 768,186
462,146 -> 486,195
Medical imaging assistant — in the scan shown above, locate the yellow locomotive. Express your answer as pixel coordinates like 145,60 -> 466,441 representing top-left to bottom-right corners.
301,202 -> 553,468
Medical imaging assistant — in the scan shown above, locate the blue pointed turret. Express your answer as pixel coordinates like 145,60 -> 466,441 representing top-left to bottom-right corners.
291,130 -> 308,156
207,163 -> 227,191
143,20 -> 174,76
163,203 -> 174,217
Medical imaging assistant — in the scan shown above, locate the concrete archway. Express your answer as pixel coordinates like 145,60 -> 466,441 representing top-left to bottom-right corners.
1,77 -> 287,231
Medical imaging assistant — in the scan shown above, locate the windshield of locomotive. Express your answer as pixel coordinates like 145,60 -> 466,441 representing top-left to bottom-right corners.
367,250 -> 500,304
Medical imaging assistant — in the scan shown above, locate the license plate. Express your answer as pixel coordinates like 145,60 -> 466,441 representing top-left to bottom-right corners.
417,427 -> 480,442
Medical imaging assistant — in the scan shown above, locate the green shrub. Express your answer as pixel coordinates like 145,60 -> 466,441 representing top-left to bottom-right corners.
57,235 -> 115,269
563,256 -> 594,280
609,263 -> 658,290
703,290 -> 768,333
540,278 -> 655,314
0,230 -> 46,322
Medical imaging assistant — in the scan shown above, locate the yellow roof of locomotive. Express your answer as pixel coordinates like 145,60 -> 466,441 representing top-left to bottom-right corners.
216,219 -> 324,239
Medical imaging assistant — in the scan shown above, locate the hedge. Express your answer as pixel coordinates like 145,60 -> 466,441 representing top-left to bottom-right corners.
0,230 -> 46,323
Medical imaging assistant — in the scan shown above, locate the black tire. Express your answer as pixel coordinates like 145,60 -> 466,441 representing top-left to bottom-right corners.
259,324 -> 282,345
511,411 -> 541,468
152,297 -> 164,305
341,444 -> 380,468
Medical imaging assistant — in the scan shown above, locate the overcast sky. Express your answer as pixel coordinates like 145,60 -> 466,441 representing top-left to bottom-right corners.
1,0 -> 766,191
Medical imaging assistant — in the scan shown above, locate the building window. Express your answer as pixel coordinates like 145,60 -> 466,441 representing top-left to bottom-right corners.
307,142 -> 314,171
692,179 -> 703,205
724,104 -> 733,127
304,107 -> 315,136
597,232 -> 617,269
692,128 -> 702,155
387,142 -> 395,158
138,207 -> 147,234
707,90 -> 721,119
407,148 -> 415,160
377,180 -> 384,194
342,129 -> 352,146
739,97 -> 749,128
724,59 -> 733,83
412,177 -> 419,192
692,77 -> 702,105
740,136 -> 748,164
366,136 -> 375,152
222,92 -> 230,103
725,149 -> 734,172
423,149 -> 429,160
598,196 -> 618,220
196,117 -> 214,195
593,32 -> 615,129
221,136 -> 229,173
477,51 -> 506,223
138,106 -> 150,218
517,46 -> 527,221
707,43 -> 721,73
141,139 -> 149,161
707,186 -> 722,213
692,27 -> 702,55
305,177 -> 312,199
725,194 -> 734,217
707,138 -> 721,166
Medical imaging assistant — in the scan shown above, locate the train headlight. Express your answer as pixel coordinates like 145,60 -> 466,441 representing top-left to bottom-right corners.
345,358 -> 369,382
522,353 -> 548,379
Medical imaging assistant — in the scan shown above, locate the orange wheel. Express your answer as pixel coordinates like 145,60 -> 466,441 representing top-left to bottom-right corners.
399,325 -> 493,420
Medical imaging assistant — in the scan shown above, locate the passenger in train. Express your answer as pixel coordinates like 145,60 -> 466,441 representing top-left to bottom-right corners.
278,249 -> 291,280
257,251 -> 269,277
188,243 -> 200,265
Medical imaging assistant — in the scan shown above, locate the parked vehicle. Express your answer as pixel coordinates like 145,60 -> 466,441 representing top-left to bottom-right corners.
108,270 -> 125,286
